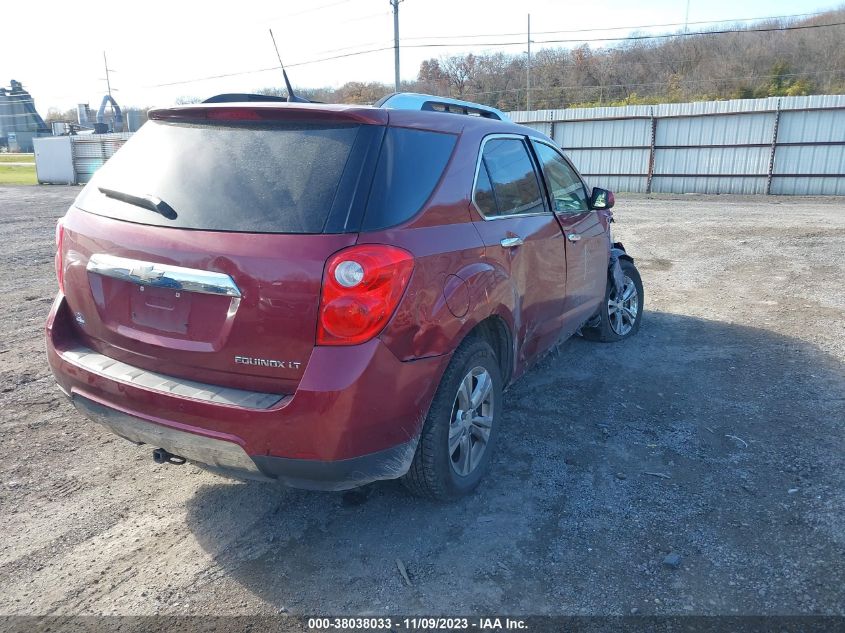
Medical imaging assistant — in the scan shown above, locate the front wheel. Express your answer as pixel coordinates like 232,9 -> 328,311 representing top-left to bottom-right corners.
582,259 -> 644,342
402,338 -> 502,500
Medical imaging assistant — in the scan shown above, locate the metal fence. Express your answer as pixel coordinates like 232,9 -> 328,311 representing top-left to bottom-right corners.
71,133 -> 132,183
509,95 -> 845,195
33,133 -> 132,185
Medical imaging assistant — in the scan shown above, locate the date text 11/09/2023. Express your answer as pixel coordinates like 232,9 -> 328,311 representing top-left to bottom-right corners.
307,617 -> 528,631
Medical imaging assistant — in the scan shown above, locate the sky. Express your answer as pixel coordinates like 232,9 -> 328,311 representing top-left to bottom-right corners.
3,0 -> 843,113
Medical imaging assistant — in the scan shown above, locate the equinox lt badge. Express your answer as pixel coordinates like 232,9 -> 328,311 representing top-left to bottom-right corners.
234,355 -> 301,370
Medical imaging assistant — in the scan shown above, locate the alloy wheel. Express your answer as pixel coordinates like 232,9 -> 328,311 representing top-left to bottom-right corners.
608,275 -> 639,336
448,366 -> 495,477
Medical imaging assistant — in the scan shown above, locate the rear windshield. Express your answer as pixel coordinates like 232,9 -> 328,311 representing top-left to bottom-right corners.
76,120 -> 361,233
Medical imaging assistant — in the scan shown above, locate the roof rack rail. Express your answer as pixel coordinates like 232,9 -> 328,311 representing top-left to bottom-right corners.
375,93 -> 508,121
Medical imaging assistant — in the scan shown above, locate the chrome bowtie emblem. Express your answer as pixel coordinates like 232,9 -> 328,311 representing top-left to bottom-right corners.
129,264 -> 164,283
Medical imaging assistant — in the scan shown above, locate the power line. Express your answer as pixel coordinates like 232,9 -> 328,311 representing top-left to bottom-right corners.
148,66 -> 282,89
346,10 -> 392,24
266,0 -> 353,20
147,19 -> 845,89
148,46 -> 396,88
282,45 -> 394,68
307,41 -> 382,55
0,54 -> 731,100
399,10 -> 836,41
289,0 -> 352,16
459,69 -> 845,99
400,20 -> 845,49
309,9 -> 837,51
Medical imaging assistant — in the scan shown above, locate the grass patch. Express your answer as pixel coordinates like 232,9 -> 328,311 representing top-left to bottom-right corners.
0,153 -> 35,163
0,164 -> 37,185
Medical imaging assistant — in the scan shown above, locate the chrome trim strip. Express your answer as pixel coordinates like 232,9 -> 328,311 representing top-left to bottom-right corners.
87,253 -> 242,298
61,346 -> 285,410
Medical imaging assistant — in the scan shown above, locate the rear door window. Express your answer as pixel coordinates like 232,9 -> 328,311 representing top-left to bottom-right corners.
76,120 -> 363,233
474,137 -> 545,218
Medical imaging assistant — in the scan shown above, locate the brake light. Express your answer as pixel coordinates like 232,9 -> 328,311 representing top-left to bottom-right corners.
206,108 -> 262,121
317,245 -> 414,346
55,219 -> 65,294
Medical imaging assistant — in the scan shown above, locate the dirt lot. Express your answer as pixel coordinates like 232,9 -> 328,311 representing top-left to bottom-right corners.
1,186 -> 843,617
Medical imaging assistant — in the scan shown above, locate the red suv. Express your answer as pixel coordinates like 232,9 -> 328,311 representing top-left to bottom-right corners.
46,93 -> 643,499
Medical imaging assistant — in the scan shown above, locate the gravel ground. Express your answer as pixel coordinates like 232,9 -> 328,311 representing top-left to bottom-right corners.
0,186 -> 843,617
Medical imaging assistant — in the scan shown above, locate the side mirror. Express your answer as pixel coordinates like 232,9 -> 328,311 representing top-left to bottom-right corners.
590,188 -> 615,210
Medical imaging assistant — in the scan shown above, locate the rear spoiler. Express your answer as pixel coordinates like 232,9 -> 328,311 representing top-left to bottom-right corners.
148,103 -> 389,126
203,93 -> 289,104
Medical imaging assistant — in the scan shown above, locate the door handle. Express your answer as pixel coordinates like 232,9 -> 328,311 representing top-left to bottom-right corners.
500,236 -> 524,248
566,232 -> 581,242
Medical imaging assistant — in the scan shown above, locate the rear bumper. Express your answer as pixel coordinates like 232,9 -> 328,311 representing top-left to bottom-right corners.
47,294 -> 449,490
72,395 -> 416,490
72,395 -> 267,479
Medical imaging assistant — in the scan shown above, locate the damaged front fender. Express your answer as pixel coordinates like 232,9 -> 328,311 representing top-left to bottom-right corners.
609,241 -> 633,295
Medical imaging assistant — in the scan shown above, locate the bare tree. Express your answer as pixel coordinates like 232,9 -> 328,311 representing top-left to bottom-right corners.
252,8 -> 845,111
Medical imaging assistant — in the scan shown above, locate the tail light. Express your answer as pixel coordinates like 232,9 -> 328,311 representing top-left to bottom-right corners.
317,245 -> 414,346
55,218 -> 65,294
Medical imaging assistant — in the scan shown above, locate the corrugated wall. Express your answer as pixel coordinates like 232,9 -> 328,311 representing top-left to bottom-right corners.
510,95 -> 845,195
71,133 -> 132,184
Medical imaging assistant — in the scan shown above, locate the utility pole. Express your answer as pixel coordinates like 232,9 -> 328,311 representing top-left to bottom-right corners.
103,51 -> 113,97
684,0 -> 691,32
526,14 -> 532,111
391,0 -> 402,92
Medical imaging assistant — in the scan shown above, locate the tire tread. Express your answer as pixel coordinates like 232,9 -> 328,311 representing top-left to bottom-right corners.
402,337 -> 498,500
582,259 -> 644,342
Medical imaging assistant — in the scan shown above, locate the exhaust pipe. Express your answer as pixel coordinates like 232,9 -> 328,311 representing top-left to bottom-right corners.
152,448 -> 186,465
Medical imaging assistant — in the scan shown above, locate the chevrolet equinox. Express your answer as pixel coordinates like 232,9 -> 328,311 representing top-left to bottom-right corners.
46,93 -> 644,499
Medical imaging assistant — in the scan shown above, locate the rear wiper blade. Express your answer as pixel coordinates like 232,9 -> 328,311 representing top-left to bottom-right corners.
98,187 -> 178,220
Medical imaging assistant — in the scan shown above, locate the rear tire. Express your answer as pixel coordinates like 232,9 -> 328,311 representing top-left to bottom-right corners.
402,338 -> 502,500
582,259 -> 644,342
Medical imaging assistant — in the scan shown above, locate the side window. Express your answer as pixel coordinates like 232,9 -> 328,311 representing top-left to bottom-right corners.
363,127 -> 457,231
474,138 -> 545,218
532,142 -> 589,213
473,161 -> 498,216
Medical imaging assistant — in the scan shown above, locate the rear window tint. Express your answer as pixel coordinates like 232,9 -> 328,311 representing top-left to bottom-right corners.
362,127 -> 457,231
76,120 -> 361,233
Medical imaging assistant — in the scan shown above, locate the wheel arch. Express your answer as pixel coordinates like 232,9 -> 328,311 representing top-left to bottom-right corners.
460,314 -> 514,386
612,241 -> 634,265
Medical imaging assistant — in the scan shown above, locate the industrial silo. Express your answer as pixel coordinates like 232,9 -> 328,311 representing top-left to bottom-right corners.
0,80 -> 49,152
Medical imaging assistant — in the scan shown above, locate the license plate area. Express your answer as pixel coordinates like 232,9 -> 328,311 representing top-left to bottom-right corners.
130,285 -> 190,334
